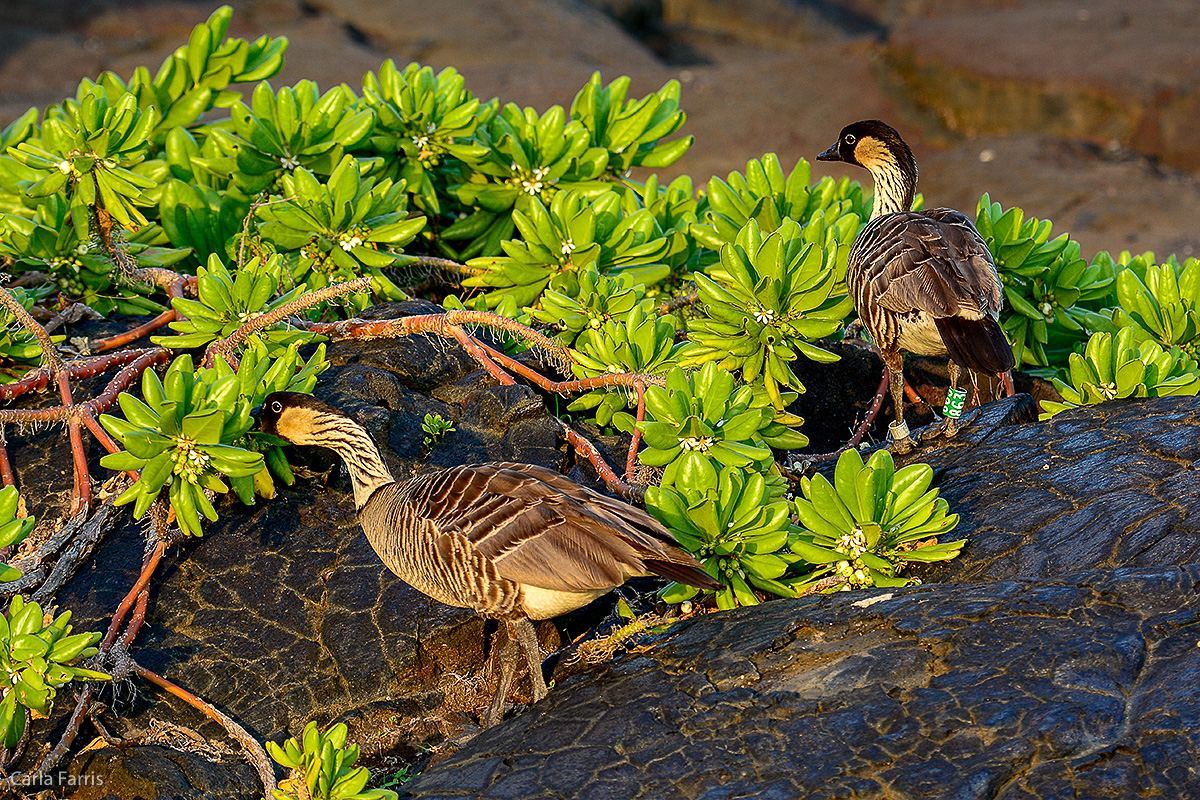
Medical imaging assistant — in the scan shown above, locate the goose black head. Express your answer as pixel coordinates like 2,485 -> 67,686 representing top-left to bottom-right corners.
817,120 -> 916,176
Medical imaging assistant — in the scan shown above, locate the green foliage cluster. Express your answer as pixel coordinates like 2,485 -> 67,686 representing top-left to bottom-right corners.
0,486 -> 35,583
99,346 -> 326,535
421,413 -> 455,447
1038,326 -> 1200,419
649,466 -> 797,610
151,253 -> 314,352
0,595 -> 108,748
2,4 -> 1197,623
791,449 -> 964,591
268,721 -> 397,800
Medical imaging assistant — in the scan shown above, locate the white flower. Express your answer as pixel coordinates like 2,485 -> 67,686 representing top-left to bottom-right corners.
340,235 -> 363,251
57,160 -> 72,174
753,307 -> 775,325
561,238 -> 575,255
679,436 -> 713,452
280,154 -> 300,169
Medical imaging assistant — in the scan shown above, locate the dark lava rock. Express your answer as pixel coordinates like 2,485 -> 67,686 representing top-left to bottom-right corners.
904,394 -> 1200,582
60,745 -> 260,800
399,565 -> 1200,799
23,319 -> 1200,799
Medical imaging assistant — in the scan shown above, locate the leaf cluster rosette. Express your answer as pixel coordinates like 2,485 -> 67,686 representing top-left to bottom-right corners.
569,72 -> 693,176
977,194 -> 1113,369
100,355 -> 267,537
0,486 -> 35,582
638,363 -> 801,491
358,60 -> 488,217
648,466 -> 797,610
442,103 -> 608,258
566,304 -> 684,432
0,595 -> 108,749
268,721 -> 397,800
790,449 -> 964,591
8,84 -> 159,239
225,81 -> 375,198
1111,254 -> 1200,357
689,154 -> 869,264
152,253 -> 317,354
682,217 -> 852,409
257,154 -> 426,305
1039,326 -> 1200,420
462,188 -> 670,308
530,263 -> 654,348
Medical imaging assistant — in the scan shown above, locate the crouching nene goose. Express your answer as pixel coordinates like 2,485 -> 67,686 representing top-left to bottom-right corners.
817,120 -> 1015,453
255,391 -> 721,727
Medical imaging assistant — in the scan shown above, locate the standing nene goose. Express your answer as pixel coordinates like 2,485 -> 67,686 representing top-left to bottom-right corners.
255,391 -> 721,728
817,120 -> 1015,453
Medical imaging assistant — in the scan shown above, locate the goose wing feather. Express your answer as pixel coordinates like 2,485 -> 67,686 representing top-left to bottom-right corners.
852,208 -> 1002,321
393,463 -> 686,593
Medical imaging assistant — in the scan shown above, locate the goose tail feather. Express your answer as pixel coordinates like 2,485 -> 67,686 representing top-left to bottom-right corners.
935,315 -> 1015,374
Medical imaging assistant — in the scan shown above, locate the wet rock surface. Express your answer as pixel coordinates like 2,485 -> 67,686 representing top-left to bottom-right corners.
904,394 -> 1200,583
21,322 -> 1198,799
398,564 -> 1200,799
62,745 -> 260,800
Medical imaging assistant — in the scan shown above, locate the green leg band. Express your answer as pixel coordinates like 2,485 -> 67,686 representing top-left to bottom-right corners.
944,388 -> 967,419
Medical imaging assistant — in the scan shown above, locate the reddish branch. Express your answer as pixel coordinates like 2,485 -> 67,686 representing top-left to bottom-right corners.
132,662 -> 276,794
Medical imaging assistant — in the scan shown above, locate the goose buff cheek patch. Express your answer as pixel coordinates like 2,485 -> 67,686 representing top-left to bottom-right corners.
943,388 -> 967,419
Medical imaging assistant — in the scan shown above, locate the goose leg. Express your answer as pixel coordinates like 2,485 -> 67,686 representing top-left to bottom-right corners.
882,349 -> 917,454
1000,370 -> 1015,398
512,616 -> 548,704
482,624 -> 521,728
922,361 -> 980,440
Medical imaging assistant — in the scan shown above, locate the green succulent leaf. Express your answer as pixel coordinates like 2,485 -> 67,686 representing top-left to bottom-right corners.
1040,325 -> 1200,419
268,721 -> 398,800
789,449 -> 963,593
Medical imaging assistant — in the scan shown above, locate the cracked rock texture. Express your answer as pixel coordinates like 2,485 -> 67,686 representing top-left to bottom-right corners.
38,320 -> 1200,799
905,394 -> 1200,583
399,565 -> 1200,799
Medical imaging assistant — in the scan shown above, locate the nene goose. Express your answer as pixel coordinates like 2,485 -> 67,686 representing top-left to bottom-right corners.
817,120 -> 1015,453
255,391 -> 721,727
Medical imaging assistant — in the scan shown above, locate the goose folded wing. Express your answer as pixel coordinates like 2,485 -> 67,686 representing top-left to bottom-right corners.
860,210 -> 1000,320
399,464 -> 671,592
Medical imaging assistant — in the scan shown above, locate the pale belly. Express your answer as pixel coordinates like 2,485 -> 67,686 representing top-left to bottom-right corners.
893,311 -> 948,357
520,585 -> 611,620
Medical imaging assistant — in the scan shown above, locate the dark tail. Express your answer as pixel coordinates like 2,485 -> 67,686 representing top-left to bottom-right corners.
935,315 -> 1015,374
646,558 -> 724,591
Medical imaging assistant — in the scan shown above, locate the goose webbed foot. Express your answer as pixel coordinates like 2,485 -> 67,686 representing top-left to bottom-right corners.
886,419 -> 918,454
920,407 -> 982,441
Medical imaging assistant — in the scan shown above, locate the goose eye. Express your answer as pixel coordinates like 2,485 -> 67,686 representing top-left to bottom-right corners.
271,400 -> 283,413
844,133 -> 857,145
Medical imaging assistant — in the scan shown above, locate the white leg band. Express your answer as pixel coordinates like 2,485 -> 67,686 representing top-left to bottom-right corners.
889,419 -> 910,441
